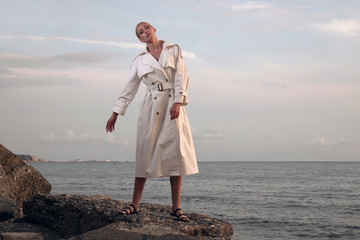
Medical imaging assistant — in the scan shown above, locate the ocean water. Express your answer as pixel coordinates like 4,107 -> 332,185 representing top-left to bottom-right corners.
30,161 -> 360,240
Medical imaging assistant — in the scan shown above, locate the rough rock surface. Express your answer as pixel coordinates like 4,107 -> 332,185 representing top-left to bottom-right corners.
0,222 -> 61,240
0,164 -> 16,222
0,232 -> 43,240
0,144 -> 52,219
23,194 -> 233,239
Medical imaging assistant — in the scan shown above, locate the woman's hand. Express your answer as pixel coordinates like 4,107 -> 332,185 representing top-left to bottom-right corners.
106,112 -> 118,132
170,103 -> 181,120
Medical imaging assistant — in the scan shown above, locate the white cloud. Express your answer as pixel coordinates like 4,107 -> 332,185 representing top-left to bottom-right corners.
105,134 -> 115,143
41,132 -> 55,143
0,70 -> 83,90
192,125 -> 227,147
310,136 -> 333,146
306,136 -> 360,153
0,50 -> 122,89
231,2 -> 273,11
0,35 -> 144,50
182,51 -> 198,61
0,35 -> 200,60
0,50 -> 119,69
314,19 -> 360,36
40,130 -> 129,146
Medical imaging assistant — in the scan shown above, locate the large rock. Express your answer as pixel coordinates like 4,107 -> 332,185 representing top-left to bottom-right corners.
0,164 -> 16,221
23,194 -> 233,239
0,222 -> 61,240
0,144 -> 51,219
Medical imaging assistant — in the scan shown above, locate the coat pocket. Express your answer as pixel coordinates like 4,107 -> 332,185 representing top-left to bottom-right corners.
138,65 -> 154,79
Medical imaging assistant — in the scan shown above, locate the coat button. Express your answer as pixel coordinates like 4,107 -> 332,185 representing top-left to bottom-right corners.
152,82 -> 155,85
166,79 -> 169,82
156,112 -> 159,115
154,97 -> 157,100
180,91 -> 183,94
169,94 -> 171,97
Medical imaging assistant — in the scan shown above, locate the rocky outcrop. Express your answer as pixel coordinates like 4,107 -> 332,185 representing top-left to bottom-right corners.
0,144 -> 51,219
1,144 -> 233,239
23,194 -> 233,239
0,164 -> 16,222
0,232 -> 43,240
0,222 -> 60,240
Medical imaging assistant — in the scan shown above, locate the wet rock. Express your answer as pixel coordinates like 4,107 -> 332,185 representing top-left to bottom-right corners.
23,194 -> 233,239
0,144 -> 51,219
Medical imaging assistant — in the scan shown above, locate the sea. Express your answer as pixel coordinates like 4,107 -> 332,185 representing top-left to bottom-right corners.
29,161 -> 360,240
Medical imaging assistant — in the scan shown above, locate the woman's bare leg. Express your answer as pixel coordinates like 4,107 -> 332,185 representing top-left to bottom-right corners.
121,177 -> 146,214
170,176 -> 182,210
132,177 -> 146,208
170,176 -> 189,221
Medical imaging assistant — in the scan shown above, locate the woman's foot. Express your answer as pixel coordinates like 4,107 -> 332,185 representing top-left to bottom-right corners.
170,208 -> 190,222
120,203 -> 139,215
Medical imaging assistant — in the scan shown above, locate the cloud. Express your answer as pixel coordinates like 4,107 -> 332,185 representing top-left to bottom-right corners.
191,125 -> 229,148
228,1 -> 298,16
0,70 -> 83,89
0,50 -> 122,89
182,51 -> 199,61
0,35 -> 144,50
218,2 -> 305,32
0,34 -> 200,60
40,130 -> 129,146
41,132 -> 55,142
0,50 -> 120,69
231,2 -> 273,12
313,19 -> 360,36
306,136 -> 360,152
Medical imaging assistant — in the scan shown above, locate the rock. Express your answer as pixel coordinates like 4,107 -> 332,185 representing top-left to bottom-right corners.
0,232 -> 43,240
0,164 -> 16,222
0,222 -> 62,240
23,194 -> 233,239
0,144 -> 51,219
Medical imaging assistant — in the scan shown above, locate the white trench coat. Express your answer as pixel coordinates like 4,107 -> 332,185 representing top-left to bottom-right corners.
112,42 -> 198,178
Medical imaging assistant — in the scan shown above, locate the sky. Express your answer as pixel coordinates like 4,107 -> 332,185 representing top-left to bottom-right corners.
0,0 -> 359,162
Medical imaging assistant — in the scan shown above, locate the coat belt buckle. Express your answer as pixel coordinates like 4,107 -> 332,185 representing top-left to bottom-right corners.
157,83 -> 163,91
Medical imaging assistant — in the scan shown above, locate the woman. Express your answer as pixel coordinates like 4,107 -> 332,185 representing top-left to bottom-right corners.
106,22 -> 198,222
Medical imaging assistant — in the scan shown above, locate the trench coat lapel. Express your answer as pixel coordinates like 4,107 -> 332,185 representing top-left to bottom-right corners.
141,42 -> 177,71
142,52 -> 164,72
141,51 -> 170,80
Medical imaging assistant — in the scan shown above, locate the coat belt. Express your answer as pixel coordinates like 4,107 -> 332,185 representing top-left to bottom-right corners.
146,82 -> 173,92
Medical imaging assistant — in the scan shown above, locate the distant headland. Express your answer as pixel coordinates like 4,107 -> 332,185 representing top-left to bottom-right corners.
15,154 -> 116,163
16,154 -> 46,163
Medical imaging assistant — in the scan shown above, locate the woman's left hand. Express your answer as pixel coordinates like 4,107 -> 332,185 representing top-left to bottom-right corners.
170,103 -> 181,120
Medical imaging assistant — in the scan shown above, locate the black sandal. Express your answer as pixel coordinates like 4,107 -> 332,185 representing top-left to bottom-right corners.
170,208 -> 190,222
120,203 -> 139,215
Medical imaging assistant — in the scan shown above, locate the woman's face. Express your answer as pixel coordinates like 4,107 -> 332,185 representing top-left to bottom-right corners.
136,23 -> 156,43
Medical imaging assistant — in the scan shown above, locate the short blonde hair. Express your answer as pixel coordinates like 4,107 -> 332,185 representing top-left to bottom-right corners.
135,22 -> 154,38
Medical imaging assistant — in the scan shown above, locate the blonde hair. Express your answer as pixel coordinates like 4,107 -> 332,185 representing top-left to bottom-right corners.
135,22 -> 154,38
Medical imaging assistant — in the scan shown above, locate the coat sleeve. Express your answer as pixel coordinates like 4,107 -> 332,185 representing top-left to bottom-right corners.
112,56 -> 141,115
174,45 -> 189,106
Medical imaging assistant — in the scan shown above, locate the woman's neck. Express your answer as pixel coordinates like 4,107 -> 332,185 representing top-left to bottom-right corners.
146,39 -> 163,53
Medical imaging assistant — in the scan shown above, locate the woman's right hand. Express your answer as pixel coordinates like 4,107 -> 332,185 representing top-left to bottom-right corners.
106,112 -> 118,132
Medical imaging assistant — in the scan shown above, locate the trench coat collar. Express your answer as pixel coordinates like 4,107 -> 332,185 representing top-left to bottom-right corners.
140,41 -> 177,71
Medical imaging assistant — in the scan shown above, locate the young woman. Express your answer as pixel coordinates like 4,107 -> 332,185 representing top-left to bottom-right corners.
106,22 -> 198,222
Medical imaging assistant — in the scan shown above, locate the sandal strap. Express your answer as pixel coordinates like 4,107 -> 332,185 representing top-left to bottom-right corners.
177,213 -> 187,219
129,204 -> 138,212
121,207 -> 131,214
173,208 -> 182,215
121,204 -> 138,214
